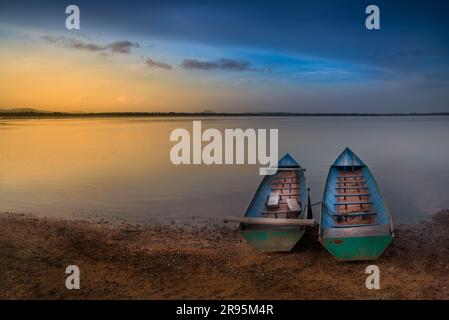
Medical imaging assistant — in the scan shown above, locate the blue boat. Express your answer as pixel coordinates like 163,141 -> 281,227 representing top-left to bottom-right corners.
225,154 -> 315,252
319,147 -> 394,261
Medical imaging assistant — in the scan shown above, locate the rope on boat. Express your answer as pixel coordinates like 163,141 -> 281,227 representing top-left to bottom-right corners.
307,201 -> 322,207
321,202 -> 341,223
304,200 -> 340,223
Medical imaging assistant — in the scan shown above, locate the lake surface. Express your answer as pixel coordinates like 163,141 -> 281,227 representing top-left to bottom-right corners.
1,116 -> 449,224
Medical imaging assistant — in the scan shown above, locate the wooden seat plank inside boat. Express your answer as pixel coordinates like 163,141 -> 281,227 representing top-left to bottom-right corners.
337,175 -> 363,180
267,192 -> 280,208
337,182 -> 366,188
271,186 -> 300,191
274,177 -> 299,183
332,212 -> 377,217
335,186 -> 369,190
335,201 -> 373,206
335,193 -> 370,197
286,198 -> 300,212
333,222 -> 379,228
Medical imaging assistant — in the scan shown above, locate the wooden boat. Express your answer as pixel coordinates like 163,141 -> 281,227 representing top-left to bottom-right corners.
319,147 -> 394,261
225,154 -> 314,252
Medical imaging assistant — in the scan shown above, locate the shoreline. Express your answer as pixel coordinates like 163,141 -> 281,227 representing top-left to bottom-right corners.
1,211 -> 448,299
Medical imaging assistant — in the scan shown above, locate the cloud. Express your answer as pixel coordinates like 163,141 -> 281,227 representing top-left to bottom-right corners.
146,58 -> 172,70
43,36 -> 139,54
181,58 -> 253,71
107,40 -> 140,54
43,36 -> 105,52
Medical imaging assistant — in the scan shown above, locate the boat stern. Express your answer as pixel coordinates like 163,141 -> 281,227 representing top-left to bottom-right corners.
240,225 -> 305,252
321,224 -> 393,261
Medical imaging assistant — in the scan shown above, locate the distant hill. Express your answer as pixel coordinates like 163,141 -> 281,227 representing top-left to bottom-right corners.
0,108 -> 52,113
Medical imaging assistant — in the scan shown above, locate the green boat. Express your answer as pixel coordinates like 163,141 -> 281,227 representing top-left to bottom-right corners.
319,147 -> 394,261
225,154 -> 314,252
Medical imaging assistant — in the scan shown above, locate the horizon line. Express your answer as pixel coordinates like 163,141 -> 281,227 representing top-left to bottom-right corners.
1,110 -> 449,118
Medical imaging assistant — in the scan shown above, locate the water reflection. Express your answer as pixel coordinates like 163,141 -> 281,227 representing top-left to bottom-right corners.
1,116 -> 448,224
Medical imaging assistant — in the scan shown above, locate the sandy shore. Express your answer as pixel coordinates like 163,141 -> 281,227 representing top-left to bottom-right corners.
1,211 -> 448,300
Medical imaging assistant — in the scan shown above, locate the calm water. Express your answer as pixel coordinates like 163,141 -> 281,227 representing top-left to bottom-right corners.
1,117 -> 449,224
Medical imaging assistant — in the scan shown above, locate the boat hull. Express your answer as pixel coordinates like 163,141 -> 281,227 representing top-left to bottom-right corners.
238,153 -> 310,252
319,148 -> 394,261
321,234 -> 393,261
240,226 -> 306,252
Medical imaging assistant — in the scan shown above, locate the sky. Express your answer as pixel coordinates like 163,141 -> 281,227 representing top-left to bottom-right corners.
0,0 -> 448,113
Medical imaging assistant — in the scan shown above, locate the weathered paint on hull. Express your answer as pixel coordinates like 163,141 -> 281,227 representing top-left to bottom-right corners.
240,228 -> 305,252
322,235 -> 393,261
